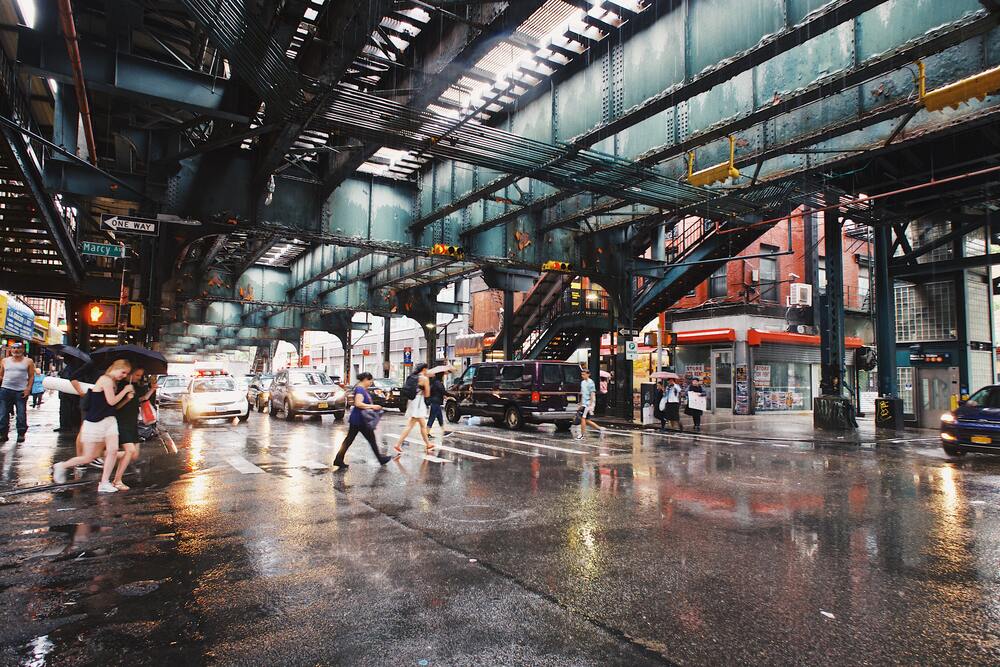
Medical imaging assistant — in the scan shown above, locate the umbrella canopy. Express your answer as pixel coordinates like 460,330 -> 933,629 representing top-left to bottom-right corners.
427,365 -> 455,375
45,344 -> 91,366
650,371 -> 680,380
90,345 -> 168,375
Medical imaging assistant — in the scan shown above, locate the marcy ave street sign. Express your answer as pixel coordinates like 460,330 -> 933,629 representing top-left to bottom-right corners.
80,241 -> 125,258
101,214 -> 159,236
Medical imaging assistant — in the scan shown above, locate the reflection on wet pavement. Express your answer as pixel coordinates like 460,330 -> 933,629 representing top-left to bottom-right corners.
2,401 -> 1000,664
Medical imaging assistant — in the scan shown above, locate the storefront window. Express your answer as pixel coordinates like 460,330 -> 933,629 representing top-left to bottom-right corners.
753,361 -> 811,411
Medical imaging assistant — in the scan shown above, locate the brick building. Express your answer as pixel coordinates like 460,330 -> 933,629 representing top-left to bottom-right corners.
647,210 -> 875,415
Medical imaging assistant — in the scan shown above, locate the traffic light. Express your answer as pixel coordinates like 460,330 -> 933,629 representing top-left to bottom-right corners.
687,135 -> 740,187
429,243 -> 464,259
541,260 -> 573,272
86,303 -> 116,327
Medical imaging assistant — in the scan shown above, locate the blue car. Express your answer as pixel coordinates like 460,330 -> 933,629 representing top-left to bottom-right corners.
940,385 -> 1000,456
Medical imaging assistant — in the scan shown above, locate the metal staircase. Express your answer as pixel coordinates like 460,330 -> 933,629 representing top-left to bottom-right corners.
519,287 -> 613,360
0,45 -> 83,292
493,271 -> 574,355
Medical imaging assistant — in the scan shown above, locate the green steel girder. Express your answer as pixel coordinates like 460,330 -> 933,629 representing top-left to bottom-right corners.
16,30 -> 250,122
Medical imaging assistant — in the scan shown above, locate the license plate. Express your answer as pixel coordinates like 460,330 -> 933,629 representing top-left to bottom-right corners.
214,406 -> 229,413
567,396 -> 577,402
972,435 -> 991,444
317,402 -> 328,409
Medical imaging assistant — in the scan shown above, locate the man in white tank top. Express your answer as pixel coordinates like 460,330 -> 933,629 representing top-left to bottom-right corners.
0,343 -> 35,443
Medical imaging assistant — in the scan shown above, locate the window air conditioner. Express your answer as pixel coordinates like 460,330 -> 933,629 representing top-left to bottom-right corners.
787,282 -> 812,307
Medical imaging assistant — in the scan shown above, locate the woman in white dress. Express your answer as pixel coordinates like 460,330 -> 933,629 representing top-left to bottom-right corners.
393,363 -> 434,454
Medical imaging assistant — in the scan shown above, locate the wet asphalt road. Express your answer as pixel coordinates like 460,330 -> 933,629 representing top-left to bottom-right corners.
2,402 -> 1000,665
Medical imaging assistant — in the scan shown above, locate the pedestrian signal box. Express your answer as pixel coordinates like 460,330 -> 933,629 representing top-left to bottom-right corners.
86,303 -> 116,327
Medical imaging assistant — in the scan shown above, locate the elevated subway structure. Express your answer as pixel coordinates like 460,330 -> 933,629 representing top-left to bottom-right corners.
0,1 -> 997,425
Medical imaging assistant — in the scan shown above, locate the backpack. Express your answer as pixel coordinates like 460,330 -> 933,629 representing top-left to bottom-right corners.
401,373 -> 419,400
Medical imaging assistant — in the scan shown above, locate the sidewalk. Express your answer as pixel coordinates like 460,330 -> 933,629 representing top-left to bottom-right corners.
598,410 -> 937,445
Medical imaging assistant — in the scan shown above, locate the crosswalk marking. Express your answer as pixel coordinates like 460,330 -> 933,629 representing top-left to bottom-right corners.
433,443 -> 498,460
451,430 -> 590,455
384,434 -> 451,462
225,456 -> 265,474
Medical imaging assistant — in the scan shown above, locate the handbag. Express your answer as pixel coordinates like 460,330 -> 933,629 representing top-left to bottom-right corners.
361,407 -> 382,429
572,406 -> 583,426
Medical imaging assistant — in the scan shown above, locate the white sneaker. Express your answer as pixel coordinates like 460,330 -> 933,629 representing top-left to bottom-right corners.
52,462 -> 67,484
574,434 -> 584,440
97,482 -> 118,494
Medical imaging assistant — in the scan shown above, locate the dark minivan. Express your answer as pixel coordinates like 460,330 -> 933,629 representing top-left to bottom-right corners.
444,361 -> 582,430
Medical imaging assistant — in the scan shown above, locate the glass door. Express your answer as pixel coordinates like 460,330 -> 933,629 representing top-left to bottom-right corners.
712,349 -> 733,411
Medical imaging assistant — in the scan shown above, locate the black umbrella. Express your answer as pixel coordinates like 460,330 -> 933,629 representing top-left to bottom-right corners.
45,344 -> 92,367
90,345 -> 168,375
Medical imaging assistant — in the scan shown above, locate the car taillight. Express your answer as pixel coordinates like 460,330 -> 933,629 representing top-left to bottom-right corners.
531,391 -> 540,403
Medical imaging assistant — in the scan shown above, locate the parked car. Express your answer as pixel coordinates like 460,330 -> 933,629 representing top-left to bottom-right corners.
156,375 -> 188,407
268,369 -> 347,421
246,374 -> 274,412
940,384 -> 1000,456
370,377 -> 403,410
182,374 -> 250,424
444,360 -> 582,430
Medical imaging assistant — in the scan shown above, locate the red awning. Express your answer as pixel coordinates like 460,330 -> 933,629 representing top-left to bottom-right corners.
748,329 -> 864,349
674,328 -> 737,345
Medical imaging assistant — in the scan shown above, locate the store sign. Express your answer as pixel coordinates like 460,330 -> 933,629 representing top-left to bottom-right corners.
0,293 -> 35,339
686,364 -> 705,375
753,364 -> 771,385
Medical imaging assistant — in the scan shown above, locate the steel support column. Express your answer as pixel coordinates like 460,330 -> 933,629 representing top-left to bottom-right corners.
503,290 -> 515,361
425,325 -> 437,366
382,316 -> 391,378
616,278 -> 635,422
820,200 -> 845,396
874,223 -> 898,398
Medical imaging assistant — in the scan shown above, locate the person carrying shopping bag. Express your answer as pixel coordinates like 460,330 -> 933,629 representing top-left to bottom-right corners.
685,377 -> 706,432
664,377 -> 682,431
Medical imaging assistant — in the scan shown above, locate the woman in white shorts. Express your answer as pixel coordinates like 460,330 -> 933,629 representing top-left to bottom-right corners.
52,359 -> 135,493
393,363 -> 434,454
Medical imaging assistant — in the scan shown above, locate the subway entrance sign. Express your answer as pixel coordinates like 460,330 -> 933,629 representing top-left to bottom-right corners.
80,241 -> 126,258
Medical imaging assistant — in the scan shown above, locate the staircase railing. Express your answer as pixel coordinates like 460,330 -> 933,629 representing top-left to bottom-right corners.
520,288 -> 612,357
636,219 -> 721,302
0,46 -> 45,173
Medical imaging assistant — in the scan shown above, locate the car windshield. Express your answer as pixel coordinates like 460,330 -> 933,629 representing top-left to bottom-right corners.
260,378 -> 273,389
288,371 -> 332,386
192,377 -> 236,393
372,378 -> 400,389
966,387 -> 1000,407
160,377 -> 184,388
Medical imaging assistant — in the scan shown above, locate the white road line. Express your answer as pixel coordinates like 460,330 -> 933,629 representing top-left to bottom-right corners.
225,456 -> 265,474
433,444 -> 498,460
444,437 -> 540,457
451,430 -> 591,455
513,431 -> 630,453
384,434 -> 451,462
638,430 -> 747,446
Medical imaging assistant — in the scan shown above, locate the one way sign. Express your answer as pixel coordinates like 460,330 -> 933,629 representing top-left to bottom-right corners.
101,214 -> 159,236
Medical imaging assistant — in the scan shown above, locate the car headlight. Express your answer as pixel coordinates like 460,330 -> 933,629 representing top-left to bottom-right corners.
940,413 -> 956,424
261,391 -> 270,399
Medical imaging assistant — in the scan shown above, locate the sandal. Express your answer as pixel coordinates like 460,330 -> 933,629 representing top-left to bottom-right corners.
113,482 -> 130,491
393,444 -> 403,454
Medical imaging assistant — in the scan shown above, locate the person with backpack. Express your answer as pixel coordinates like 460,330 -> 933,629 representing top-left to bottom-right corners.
333,372 -> 391,468
393,363 -> 434,454
426,371 -> 451,437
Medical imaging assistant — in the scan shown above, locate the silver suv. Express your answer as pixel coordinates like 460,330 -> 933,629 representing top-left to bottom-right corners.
268,369 -> 347,421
